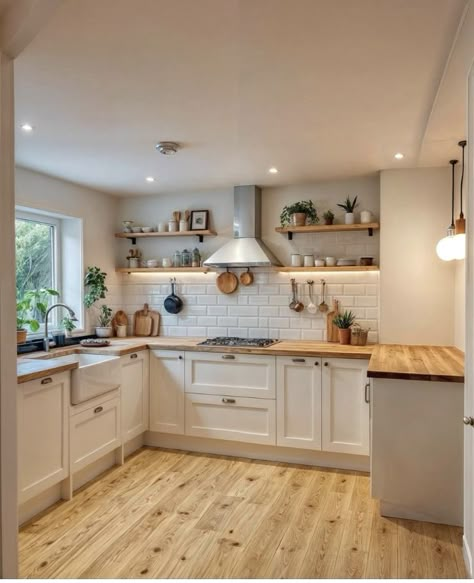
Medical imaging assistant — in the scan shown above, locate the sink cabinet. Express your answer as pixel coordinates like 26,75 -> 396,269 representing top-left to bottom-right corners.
121,351 -> 149,442
18,372 -> 69,503
149,350 -> 185,434
70,392 -> 121,472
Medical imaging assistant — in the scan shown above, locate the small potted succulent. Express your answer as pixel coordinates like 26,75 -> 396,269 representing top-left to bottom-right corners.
337,195 -> 359,225
323,210 -> 335,225
96,305 -> 113,338
61,315 -> 77,338
280,200 -> 319,227
333,310 -> 356,345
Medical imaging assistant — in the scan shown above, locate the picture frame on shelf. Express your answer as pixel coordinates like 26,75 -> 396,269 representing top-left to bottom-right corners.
190,210 -> 209,231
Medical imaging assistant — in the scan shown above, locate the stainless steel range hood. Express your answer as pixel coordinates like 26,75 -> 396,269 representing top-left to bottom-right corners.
204,185 -> 282,267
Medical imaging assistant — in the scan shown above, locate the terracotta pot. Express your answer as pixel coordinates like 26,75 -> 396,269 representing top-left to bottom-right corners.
291,212 -> 307,227
17,329 -> 27,344
324,218 -> 334,225
338,328 -> 351,345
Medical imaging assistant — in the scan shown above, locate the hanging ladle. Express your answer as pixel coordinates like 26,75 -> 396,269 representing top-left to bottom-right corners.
318,279 -> 329,313
307,280 -> 318,314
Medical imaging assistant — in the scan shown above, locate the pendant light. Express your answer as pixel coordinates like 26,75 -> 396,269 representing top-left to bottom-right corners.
453,140 -> 467,260
436,159 -> 458,261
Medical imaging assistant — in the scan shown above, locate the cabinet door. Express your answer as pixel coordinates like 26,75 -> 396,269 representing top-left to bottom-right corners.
70,396 -> 121,472
185,352 -> 276,398
121,351 -> 149,442
276,356 -> 322,450
321,358 -> 369,455
185,393 -> 276,445
149,350 -> 185,434
18,373 -> 69,503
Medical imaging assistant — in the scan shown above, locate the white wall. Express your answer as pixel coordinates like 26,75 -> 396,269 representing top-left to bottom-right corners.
379,168 -> 456,345
15,167 -> 120,333
117,176 -> 380,341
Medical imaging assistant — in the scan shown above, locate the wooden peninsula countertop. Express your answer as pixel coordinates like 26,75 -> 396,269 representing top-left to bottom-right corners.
367,344 -> 464,383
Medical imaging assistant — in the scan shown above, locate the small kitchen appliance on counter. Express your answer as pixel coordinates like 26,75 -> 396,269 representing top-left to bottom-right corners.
198,337 -> 280,348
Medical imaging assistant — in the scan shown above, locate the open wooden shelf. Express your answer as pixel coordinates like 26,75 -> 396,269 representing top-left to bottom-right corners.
276,266 -> 379,272
116,267 -> 210,274
275,222 -> 379,240
115,229 -> 216,244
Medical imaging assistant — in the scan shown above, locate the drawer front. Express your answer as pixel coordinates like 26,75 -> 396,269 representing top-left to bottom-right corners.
70,397 -> 121,472
185,352 -> 276,399
185,393 -> 276,445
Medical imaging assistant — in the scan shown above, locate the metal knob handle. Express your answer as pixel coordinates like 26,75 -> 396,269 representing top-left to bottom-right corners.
292,358 -> 305,363
222,398 -> 236,404
41,377 -> 53,385
324,362 -> 329,367
314,361 -> 319,366
463,416 -> 474,426
130,353 -> 138,359
222,355 -> 235,360
94,406 -> 103,414
178,355 -> 183,360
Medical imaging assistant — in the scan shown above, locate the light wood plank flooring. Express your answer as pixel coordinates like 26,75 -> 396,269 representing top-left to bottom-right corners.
19,447 -> 466,579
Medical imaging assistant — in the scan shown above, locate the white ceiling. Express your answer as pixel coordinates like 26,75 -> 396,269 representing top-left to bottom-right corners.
14,0 -> 468,196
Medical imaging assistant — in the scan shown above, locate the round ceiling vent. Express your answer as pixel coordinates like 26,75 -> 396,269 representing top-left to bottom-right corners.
155,141 -> 180,155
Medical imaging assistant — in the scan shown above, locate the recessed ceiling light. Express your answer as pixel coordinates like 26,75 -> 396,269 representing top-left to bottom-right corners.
268,167 -> 279,174
394,152 -> 404,160
21,123 -> 34,132
145,176 -> 155,182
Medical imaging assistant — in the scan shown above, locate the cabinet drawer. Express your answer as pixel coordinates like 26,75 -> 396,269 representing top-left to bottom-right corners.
70,397 -> 121,472
185,393 -> 276,445
185,352 -> 276,398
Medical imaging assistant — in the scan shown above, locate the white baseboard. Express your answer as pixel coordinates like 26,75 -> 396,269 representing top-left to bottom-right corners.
144,431 -> 370,472
464,535 -> 473,579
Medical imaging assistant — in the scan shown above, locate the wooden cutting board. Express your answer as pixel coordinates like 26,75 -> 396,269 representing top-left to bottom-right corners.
326,299 -> 340,343
134,304 -> 153,336
216,270 -> 238,294
150,310 -> 160,336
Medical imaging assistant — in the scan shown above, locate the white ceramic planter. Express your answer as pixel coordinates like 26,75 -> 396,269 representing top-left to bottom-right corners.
96,326 -> 112,338
345,212 -> 355,225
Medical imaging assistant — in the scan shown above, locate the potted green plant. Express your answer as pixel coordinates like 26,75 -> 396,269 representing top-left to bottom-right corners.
323,210 -> 335,225
280,200 -> 319,227
333,310 -> 356,345
16,288 -> 60,344
96,305 -> 113,338
337,195 -> 359,225
61,315 -> 77,338
84,266 -> 112,337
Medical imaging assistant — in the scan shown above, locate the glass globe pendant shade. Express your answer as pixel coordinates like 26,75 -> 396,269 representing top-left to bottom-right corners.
453,233 -> 466,260
436,233 -> 456,261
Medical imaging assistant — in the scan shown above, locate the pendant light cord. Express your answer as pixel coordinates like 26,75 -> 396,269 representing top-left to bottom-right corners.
450,160 -> 457,228
459,140 -> 467,219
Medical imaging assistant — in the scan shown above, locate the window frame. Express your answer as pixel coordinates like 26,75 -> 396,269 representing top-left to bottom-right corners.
15,209 -> 62,336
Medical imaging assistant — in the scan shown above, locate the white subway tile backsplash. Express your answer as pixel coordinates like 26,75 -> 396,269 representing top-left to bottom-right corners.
120,270 -> 380,342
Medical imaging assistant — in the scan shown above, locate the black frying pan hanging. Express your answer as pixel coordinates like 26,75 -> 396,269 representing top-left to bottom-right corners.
164,278 -> 183,314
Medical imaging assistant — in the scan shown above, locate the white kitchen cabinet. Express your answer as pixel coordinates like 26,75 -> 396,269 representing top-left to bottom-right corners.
185,393 -> 276,445
70,393 -> 121,472
121,351 -> 149,442
149,350 -> 185,434
321,358 -> 370,456
185,352 -> 276,399
18,372 -> 69,503
276,356 -> 322,450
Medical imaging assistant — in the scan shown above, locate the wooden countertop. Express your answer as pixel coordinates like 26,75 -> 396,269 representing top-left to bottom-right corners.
367,344 -> 464,383
17,337 -> 373,383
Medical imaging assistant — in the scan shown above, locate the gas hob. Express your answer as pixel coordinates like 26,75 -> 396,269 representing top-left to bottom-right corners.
198,337 -> 279,348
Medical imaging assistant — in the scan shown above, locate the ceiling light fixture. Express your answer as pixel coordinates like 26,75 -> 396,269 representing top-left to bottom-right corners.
436,159 -> 458,261
268,167 -> 279,174
155,142 -> 180,156
394,152 -> 404,160
145,176 -> 155,182
21,123 -> 33,132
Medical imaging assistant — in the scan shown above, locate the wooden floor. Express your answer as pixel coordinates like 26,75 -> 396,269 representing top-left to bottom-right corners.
19,447 -> 466,579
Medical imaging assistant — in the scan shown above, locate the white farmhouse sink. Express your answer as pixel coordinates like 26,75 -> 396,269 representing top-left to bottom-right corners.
46,353 -> 121,405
